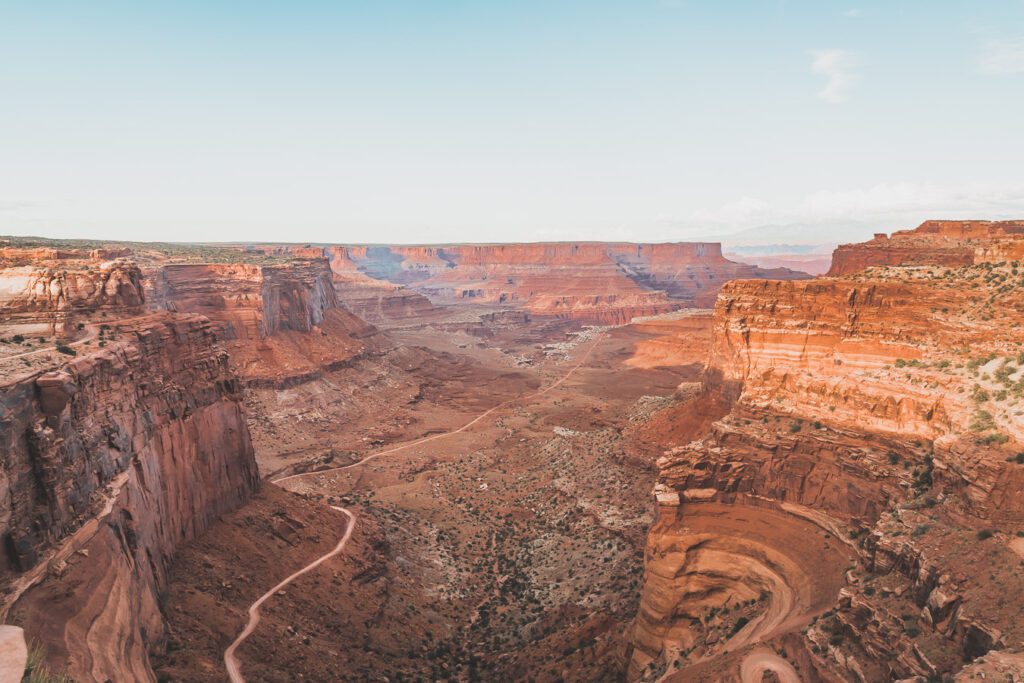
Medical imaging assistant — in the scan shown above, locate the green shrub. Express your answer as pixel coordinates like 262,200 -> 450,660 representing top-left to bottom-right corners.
55,344 -> 76,356
24,641 -> 74,683
977,529 -> 995,540
970,410 -> 995,432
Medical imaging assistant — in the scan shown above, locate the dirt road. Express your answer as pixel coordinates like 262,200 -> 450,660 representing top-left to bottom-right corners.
739,647 -> 801,683
223,335 -> 602,682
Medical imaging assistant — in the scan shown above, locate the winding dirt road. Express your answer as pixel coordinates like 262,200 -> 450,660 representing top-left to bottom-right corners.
223,507 -> 355,683
739,647 -> 800,683
223,335 -> 603,682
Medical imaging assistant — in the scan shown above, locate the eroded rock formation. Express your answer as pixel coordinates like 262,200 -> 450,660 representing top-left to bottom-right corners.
630,222 -> 1024,681
829,220 -> 1024,276
0,249 -> 145,335
324,246 -> 442,326
147,254 -> 379,384
0,314 -> 258,682
335,242 -> 809,324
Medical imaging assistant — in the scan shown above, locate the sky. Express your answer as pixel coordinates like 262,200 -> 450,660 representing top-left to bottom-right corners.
1,0 -> 1023,246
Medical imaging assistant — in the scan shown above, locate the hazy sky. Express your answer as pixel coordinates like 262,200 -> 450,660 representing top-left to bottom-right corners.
2,1 -> 1023,245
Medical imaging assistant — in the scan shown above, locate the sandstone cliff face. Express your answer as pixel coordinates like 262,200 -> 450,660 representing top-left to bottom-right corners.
151,257 -> 339,339
630,231 -> 1024,681
829,220 -> 1024,276
147,255 -> 377,384
0,252 -> 145,334
323,246 -> 440,326
336,242 -> 809,324
0,314 -> 258,681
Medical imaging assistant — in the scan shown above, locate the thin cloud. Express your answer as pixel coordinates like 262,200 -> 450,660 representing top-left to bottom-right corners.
0,200 -> 40,213
978,38 -> 1024,74
810,49 -> 861,103
844,8 -> 862,18
687,182 -> 1024,234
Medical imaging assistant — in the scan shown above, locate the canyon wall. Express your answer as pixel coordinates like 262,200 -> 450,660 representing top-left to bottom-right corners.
829,219 -> 1024,276
148,254 -> 379,384
0,249 -> 145,334
630,225 -> 1024,681
0,314 -> 258,681
334,242 -> 810,323
324,246 -> 441,326
150,257 -> 339,339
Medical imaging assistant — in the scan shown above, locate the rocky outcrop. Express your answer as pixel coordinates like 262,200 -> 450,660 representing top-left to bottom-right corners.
324,246 -> 441,326
829,220 -> 1024,275
631,223 -> 1024,681
150,258 -> 339,340
0,314 -> 258,682
147,255 -> 379,384
0,253 -> 145,334
336,242 -> 810,323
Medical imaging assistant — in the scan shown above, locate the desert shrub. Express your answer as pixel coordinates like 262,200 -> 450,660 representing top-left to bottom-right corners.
977,529 -> 995,540
55,344 -> 76,356
24,641 -> 74,683
970,410 -> 995,432
730,616 -> 750,635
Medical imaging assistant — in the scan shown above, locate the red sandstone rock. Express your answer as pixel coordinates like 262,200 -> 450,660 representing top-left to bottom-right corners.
0,314 -> 258,682
332,242 -> 809,324
631,224 -> 1024,681
828,220 -> 1024,275
0,256 -> 145,334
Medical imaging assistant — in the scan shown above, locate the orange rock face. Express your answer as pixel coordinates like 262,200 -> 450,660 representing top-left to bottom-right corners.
0,252 -> 145,334
335,242 -> 809,324
828,219 -> 1024,275
630,223 -> 1024,681
323,246 -> 441,325
0,314 -> 258,682
146,255 -> 378,384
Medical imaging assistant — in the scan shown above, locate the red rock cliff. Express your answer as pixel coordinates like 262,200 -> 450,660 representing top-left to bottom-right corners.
148,256 -> 378,384
0,314 -> 258,681
630,231 -> 1024,681
829,220 -> 1024,275
0,252 -> 145,334
337,242 -> 810,323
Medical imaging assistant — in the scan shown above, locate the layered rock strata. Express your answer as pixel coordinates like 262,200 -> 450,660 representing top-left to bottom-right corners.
147,255 -> 378,384
630,225 -> 1024,681
335,242 -> 809,323
0,249 -> 145,335
0,314 -> 258,682
829,220 -> 1024,276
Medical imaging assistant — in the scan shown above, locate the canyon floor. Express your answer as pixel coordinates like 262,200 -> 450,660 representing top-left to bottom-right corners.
5,225 -> 1024,683
152,308 -> 706,682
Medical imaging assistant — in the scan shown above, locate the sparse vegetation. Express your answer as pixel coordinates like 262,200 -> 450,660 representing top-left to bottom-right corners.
24,641 -> 74,683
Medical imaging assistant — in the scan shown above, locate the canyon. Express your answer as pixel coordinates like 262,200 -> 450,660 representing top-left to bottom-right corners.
0,221 -> 1022,682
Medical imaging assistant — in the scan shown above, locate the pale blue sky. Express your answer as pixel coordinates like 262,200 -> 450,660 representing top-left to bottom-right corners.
1,1 -> 1023,245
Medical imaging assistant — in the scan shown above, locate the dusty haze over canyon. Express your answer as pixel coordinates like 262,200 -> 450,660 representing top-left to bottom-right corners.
0,222 -> 1023,682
